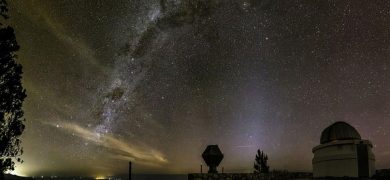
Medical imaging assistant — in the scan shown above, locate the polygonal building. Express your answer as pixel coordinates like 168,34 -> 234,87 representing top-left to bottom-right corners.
312,121 -> 375,178
202,145 -> 224,173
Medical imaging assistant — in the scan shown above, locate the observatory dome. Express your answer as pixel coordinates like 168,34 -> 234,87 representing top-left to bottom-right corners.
320,121 -> 361,144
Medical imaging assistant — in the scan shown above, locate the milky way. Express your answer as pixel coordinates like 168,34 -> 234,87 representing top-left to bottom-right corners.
5,0 -> 390,177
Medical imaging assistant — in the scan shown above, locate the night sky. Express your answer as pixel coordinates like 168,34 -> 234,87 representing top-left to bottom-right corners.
5,0 -> 390,177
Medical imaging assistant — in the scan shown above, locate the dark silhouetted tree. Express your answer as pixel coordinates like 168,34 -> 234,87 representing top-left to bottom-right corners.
0,0 -> 26,176
254,149 -> 269,174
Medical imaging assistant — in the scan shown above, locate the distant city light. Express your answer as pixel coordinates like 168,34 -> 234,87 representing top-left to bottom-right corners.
95,176 -> 107,180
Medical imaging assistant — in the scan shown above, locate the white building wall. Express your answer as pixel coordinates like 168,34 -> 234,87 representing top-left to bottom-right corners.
314,158 -> 358,177
369,150 -> 376,177
312,140 -> 375,178
313,142 -> 358,177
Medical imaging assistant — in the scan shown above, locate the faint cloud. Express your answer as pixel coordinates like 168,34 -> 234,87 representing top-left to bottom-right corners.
16,1 -> 109,74
44,121 -> 168,165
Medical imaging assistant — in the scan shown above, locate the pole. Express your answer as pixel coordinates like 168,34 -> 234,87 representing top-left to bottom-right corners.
129,161 -> 132,180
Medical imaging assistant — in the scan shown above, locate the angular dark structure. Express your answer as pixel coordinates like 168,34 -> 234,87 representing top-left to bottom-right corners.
202,145 -> 224,173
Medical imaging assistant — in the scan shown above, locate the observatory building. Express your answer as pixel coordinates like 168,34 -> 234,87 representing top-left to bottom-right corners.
312,121 -> 375,178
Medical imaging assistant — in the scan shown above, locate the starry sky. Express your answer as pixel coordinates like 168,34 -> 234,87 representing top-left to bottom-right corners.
5,0 -> 390,177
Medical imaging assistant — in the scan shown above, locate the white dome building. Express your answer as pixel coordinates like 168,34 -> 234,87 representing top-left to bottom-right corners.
312,121 -> 375,178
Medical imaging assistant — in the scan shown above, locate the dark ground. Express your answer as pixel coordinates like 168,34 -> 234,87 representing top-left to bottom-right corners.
4,174 -> 188,180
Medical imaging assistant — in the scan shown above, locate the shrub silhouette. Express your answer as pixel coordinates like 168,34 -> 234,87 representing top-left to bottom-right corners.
254,149 -> 269,174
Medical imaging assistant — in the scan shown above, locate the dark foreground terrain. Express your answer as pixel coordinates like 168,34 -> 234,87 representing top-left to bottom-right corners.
4,174 -> 187,180
4,170 -> 390,180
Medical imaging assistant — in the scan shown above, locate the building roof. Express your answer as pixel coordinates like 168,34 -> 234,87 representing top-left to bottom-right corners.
320,121 -> 361,144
